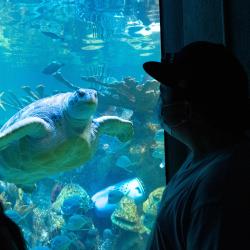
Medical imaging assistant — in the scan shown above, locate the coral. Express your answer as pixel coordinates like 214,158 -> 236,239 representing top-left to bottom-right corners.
0,191 -> 12,209
142,186 -> 165,232
50,235 -> 72,250
143,186 -> 165,216
111,229 -> 146,250
14,199 -> 35,217
64,214 -> 93,232
79,74 -> 160,120
61,194 -> 94,216
52,183 -> 92,214
32,207 -> 64,245
100,238 -> 113,250
111,196 -> 145,233
32,207 -> 51,245
49,211 -> 65,232
51,182 -> 64,203
1,182 -> 19,205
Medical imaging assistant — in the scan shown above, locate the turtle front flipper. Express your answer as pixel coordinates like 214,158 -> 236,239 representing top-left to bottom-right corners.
0,117 -> 52,150
94,116 -> 134,142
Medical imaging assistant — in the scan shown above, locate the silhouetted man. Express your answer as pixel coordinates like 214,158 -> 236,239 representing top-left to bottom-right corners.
143,41 -> 250,250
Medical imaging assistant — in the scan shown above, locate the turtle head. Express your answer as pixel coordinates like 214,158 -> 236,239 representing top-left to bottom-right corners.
65,88 -> 98,121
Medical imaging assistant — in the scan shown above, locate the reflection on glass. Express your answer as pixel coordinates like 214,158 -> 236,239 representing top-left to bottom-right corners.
0,0 -> 165,249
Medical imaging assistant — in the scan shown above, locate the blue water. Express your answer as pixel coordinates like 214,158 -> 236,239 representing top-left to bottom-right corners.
0,0 -> 165,249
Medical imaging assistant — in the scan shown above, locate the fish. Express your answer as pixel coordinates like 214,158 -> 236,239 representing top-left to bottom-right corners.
6,91 -> 24,109
35,84 -> 45,98
81,45 -> 104,50
41,31 -> 64,41
42,61 -> 65,75
0,92 -> 6,111
52,72 -> 79,90
21,85 -> 40,100
115,155 -> 135,169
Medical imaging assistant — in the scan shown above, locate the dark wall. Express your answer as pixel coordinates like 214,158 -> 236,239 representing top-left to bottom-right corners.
160,0 -> 250,179
224,0 -> 250,93
182,0 -> 224,44
161,0 -> 250,86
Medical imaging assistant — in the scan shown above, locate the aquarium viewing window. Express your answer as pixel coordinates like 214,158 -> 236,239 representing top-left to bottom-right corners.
0,0 -> 165,249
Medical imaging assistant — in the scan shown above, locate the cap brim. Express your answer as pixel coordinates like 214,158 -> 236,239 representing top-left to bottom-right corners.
143,61 -> 180,87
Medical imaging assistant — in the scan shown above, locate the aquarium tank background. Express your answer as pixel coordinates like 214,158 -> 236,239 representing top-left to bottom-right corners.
0,0 -> 165,249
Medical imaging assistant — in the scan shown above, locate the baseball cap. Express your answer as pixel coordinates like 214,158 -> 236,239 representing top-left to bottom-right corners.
143,41 -> 248,104
143,41 -> 250,130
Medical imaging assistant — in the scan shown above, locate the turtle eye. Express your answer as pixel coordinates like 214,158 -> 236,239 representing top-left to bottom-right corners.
77,89 -> 86,97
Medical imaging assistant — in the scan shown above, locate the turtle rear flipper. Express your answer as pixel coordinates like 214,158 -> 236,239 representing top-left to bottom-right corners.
94,116 -> 134,142
0,117 -> 51,150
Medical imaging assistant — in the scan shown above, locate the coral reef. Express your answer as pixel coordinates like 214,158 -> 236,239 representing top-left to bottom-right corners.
111,196 -> 145,233
52,183 -> 92,214
142,186 -> 165,233
143,186 -> 165,216
63,214 -> 93,232
0,191 -> 12,209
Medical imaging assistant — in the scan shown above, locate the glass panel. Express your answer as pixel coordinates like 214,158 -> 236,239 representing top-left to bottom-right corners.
0,0 -> 165,249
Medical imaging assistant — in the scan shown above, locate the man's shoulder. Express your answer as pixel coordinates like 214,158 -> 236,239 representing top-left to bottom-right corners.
191,140 -> 250,210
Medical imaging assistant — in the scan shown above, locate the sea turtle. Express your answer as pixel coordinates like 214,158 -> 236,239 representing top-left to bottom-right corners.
0,88 -> 133,191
